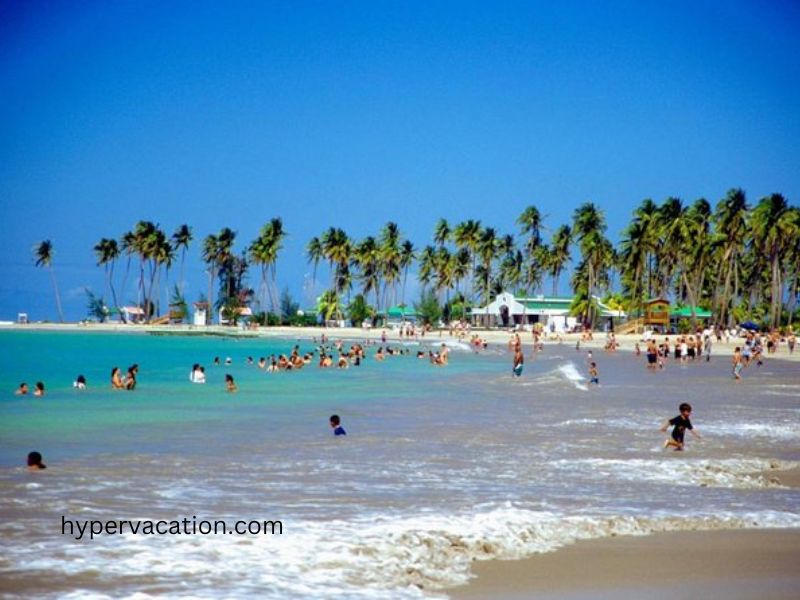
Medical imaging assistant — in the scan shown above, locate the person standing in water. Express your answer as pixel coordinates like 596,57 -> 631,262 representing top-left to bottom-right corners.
512,347 -> 524,378
661,402 -> 701,451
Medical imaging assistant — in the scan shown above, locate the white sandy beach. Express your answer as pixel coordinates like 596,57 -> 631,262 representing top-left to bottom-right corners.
3,322 -> 798,363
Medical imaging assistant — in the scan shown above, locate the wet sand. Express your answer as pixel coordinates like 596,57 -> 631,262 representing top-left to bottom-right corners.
450,528 -> 800,600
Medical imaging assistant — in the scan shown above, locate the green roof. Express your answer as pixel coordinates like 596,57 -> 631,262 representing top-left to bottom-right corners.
386,305 -> 418,318
522,298 -> 572,310
670,306 -> 712,318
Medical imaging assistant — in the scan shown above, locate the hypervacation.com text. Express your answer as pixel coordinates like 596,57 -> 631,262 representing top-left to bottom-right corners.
62,515 -> 283,540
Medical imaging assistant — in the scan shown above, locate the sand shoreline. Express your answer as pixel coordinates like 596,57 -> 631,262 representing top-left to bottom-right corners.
448,528 -> 800,600
1,322 -> 797,362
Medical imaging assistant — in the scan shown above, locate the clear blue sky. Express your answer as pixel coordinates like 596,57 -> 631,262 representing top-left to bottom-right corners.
1,0 -> 799,321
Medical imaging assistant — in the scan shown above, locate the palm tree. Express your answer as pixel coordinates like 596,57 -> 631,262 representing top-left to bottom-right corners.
399,240 -> 415,304
572,203 -> 610,326
517,205 -> 543,261
654,197 -> 685,298
34,240 -> 64,322
751,194 -> 793,328
306,236 -> 324,294
323,228 -> 352,297
418,245 -> 437,292
713,188 -> 749,326
379,222 -> 401,307
433,218 -> 451,248
548,225 -> 571,295
250,218 -> 286,313
476,227 -> 498,303
679,198 -> 712,329
171,225 -> 193,296
317,289 -> 342,323
453,219 -> 482,301
201,234 -> 219,324
354,236 -> 381,307
119,229 -> 137,312
94,238 -> 121,317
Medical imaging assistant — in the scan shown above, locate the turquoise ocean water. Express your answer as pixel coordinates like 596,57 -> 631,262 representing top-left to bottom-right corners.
0,330 -> 798,598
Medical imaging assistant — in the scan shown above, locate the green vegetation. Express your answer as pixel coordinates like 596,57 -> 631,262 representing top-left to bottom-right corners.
79,190 -> 798,329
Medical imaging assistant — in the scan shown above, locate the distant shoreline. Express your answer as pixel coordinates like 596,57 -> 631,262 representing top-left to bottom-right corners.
2,322 -> 798,362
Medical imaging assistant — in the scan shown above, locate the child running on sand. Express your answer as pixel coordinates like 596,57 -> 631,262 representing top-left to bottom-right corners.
661,402 -> 701,451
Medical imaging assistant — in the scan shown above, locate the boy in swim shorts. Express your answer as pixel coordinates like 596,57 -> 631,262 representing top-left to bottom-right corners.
661,402 -> 701,450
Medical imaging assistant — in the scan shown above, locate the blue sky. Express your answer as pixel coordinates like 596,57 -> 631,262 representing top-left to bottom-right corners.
1,0 -> 799,320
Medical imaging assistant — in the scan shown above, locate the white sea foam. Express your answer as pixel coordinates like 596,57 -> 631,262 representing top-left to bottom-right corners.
701,422 -> 800,441
10,507 -> 800,599
437,341 -> 473,352
555,458 -> 800,489
556,363 -> 588,391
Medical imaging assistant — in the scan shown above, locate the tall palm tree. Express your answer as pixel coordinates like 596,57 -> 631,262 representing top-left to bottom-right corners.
572,203 -> 610,326
94,238 -> 121,317
751,194 -> 793,328
354,236 -> 381,307
417,245 -> 437,292
215,227 -> 237,306
399,240 -> 415,304
517,205 -> 543,262
201,234 -> 219,323
654,197 -> 685,298
679,198 -> 713,328
713,188 -> 749,326
251,218 -> 286,313
34,240 -> 64,322
433,218 -> 451,248
379,222 -> 401,307
323,228 -> 352,296
453,219 -> 482,302
306,236 -> 324,294
476,227 -> 498,303
434,247 -> 454,302
171,224 -> 193,296
548,225 -> 571,296
119,229 -> 137,312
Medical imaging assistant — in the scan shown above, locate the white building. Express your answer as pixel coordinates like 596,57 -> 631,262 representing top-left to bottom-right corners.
470,292 -> 626,330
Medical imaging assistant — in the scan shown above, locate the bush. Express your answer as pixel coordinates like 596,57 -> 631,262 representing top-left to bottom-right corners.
415,290 -> 442,327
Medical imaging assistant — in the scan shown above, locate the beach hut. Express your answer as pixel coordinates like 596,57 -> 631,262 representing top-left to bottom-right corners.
193,302 -> 209,326
121,306 -> 145,324
218,306 -> 253,326
642,298 -> 670,329
385,305 -> 418,327
670,306 -> 713,327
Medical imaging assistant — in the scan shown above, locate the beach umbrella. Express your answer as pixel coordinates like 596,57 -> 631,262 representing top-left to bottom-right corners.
740,321 -> 759,331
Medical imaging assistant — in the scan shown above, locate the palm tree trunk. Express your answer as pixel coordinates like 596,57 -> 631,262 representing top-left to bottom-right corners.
49,266 -> 64,323
109,260 -> 120,317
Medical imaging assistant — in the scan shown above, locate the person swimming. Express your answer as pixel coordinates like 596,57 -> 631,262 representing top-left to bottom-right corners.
73,375 -> 87,389
33,382 -> 45,396
27,451 -> 46,470
225,374 -> 238,393
111,367 -> 125,389
15,382 -> 28,395
330,414 -> 346,436
124,364 -> 138,390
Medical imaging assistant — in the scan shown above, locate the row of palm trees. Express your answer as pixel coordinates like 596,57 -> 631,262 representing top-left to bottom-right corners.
306,224 -> 416,311
34,188 -> 798,328
300,191 -> 798,329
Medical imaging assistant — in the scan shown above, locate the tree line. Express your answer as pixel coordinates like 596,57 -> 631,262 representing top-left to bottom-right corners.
34,188 -> 799,329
